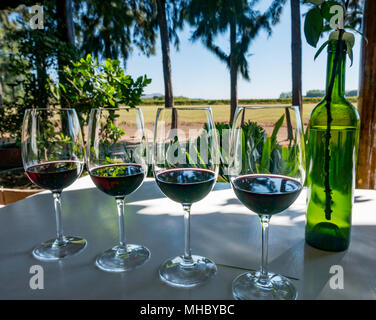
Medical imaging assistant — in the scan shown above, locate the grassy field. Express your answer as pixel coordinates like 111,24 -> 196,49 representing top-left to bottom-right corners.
139,103 -> 319,127
134,102 -> 359,140
140,97 -> 358,106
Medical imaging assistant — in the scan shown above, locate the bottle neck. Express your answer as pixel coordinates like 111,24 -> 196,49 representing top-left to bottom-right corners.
325,40 -> 346,100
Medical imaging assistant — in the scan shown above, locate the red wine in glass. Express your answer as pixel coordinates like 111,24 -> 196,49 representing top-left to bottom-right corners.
26,160 -> 82,192
22,108 -> 86,262
231,175 -> 302,216
153,107 -> 219,288
156,168 -> 216,204
86,107 -> 150,272
229,106 -> 306,300
90,164 -> 144,198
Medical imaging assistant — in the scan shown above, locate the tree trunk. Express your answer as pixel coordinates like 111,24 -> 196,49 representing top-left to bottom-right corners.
229,21 -> 238,124
0,81 -> 3,106
103,14 -> 112,59
156,0 -> 174,109
290,0 -> 302,114
356,0 -> 376,189
286,0 -> 302,140
56,0 -> 75,45
56,0 -> 75,108
35,55 -> 49,108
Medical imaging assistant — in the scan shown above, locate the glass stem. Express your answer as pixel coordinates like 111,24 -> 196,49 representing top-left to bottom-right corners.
258,215 -> 271,285
182,204 -> 193,264
52,192 -> 65,247
116,197 -> 127,254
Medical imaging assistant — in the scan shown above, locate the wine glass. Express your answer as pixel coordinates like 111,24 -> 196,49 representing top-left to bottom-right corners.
22,108 -> 86,261
153,107 -> 219,288
87,107 -> 150,272
229,106 -> 305,300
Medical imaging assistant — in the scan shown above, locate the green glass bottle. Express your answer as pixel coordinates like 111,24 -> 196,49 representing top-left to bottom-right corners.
305,40 -> 360,251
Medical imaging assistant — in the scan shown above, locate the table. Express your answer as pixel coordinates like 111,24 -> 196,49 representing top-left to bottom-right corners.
0,177 -> 375,300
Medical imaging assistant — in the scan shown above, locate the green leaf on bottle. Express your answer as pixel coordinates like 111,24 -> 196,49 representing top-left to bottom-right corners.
304,7 -> 324,48
314,40 -> 330,60
344,32 -> 355,66
345,26 -> 368,44
343,32 -> 355,49
329,30 -> 355,66
347,46 -> 353,67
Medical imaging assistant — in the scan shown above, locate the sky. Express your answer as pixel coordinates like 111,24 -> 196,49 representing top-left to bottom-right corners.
125,1 -> 362,100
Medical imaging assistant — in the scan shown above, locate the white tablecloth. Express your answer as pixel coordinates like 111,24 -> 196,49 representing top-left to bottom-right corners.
0,176 -> 375,299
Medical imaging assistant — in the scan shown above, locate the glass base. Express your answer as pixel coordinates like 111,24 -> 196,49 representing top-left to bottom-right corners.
32,236 -> 87,261
232,271 -> 297,300
95,244 -> 150,272
159,255 -> 217,288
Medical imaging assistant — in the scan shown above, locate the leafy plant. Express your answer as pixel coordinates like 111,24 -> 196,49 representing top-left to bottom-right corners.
235,115 -> 301,180
34,112 -> 83,162
209,118 -> 301,182
0,106 -> 27,146
0,4 -> 81,148
303,0 -> 364,65
93,165 -> 130,177
59,54 -> 151,130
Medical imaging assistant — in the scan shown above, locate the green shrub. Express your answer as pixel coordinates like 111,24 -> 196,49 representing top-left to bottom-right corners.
214,116 -> 300,182
60,54 -> 151,130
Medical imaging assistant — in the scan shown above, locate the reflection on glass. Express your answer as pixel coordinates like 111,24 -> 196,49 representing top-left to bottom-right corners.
22,108 -> 86,261
87,107 -> 150,272
153,107 -> 219,288
229,106 -> 305,300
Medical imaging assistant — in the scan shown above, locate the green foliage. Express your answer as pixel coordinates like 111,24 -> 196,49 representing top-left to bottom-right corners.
93,164 -> 130,177
330,30 -> 355,65
0,11 -> 23,102
106,121 -> 126,146
320,1 -> 341,23
314,40 -> 330,60
279,91 -> 292,98
212,117 -> 299,182
213,122 -> 231,182
31,111 -> 83,162
0,4 -> 78,144
99,115 -> 126,161
60,54 -> 151,128
130,0 -> 184,56
303,0 -> 364,63
306,89 -> 326,97
346,89 -> 357,97
74,0 -> 134,63
0,3 -> 152,146
237,115 -> 301,177
304,6 -> 323,47
0,107 -> 25,145
306,89 -> 358,98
